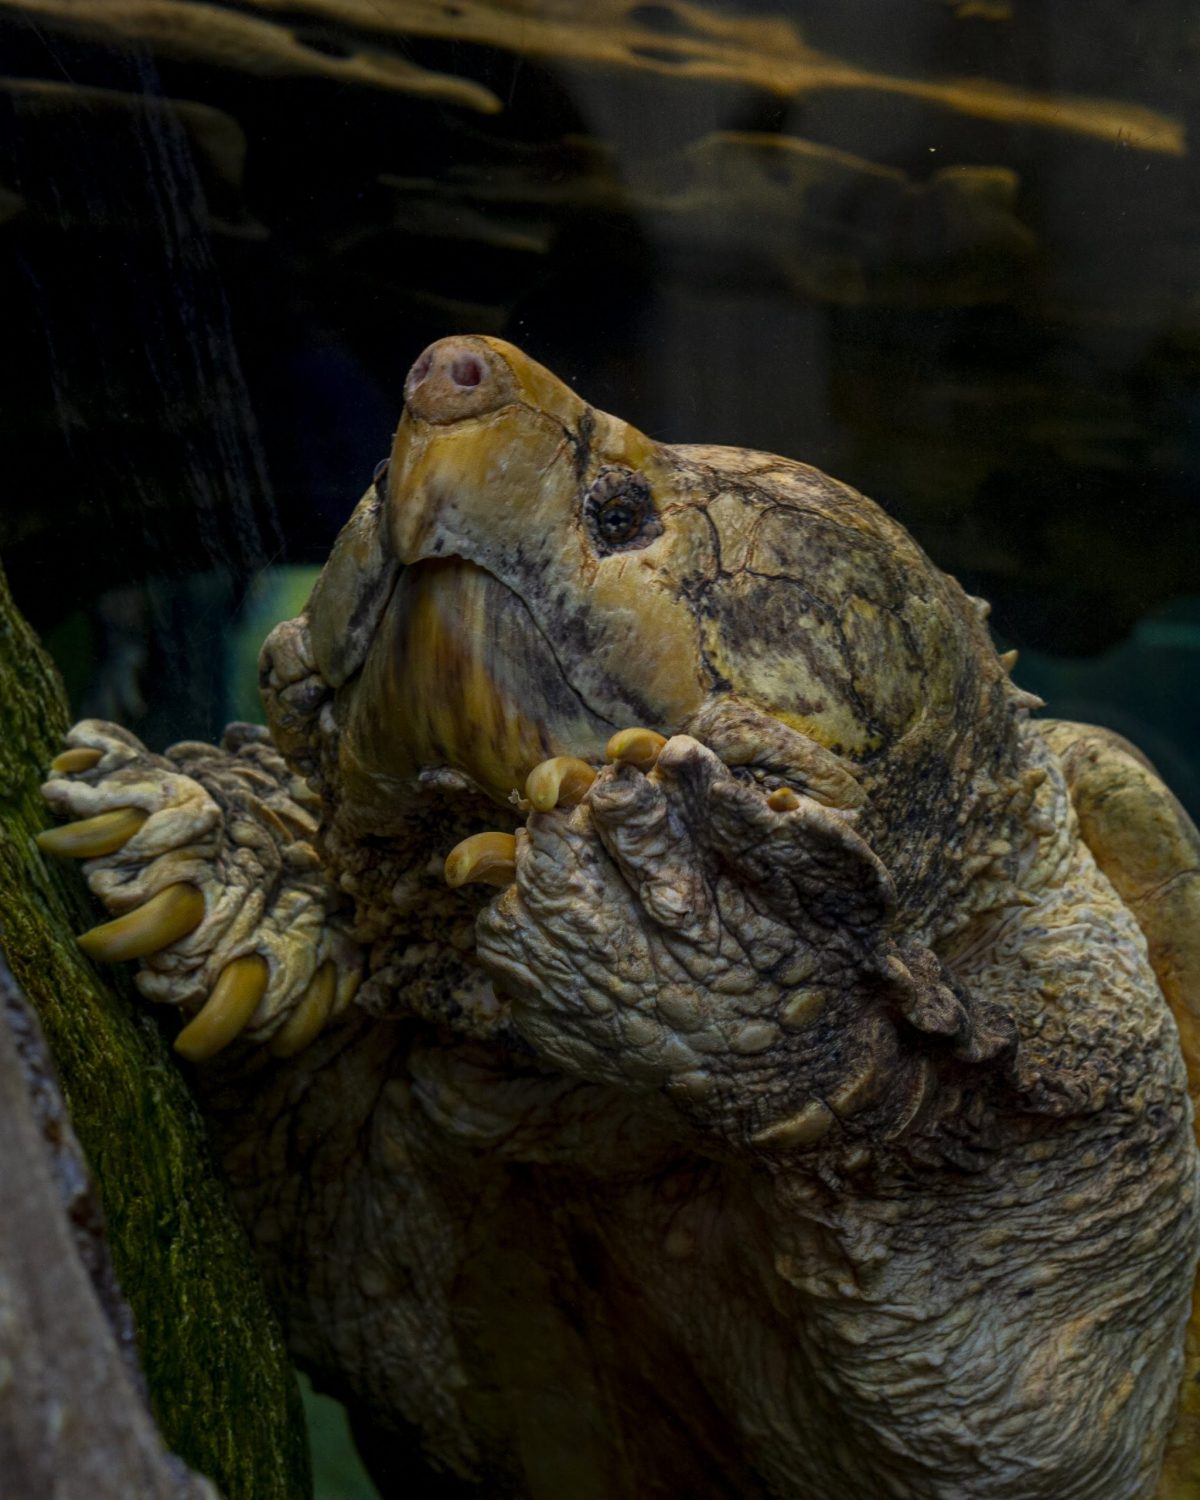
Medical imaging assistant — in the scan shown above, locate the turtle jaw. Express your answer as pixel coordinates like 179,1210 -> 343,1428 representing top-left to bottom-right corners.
338,555 -> 618,811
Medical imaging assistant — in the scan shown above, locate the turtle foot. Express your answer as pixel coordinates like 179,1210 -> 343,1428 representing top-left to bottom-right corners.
39,720 -> 362,1061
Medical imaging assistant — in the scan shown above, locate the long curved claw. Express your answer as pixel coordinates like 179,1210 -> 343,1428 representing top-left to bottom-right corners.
78,883 -> 205,962
36,807 -> 147,859
269,960 -> 337,1058
525,756 -> 597,812
605,727 -> 666,772
444,832 -> 517,889
50,747 -> 103,774
174,954 -> 269,1063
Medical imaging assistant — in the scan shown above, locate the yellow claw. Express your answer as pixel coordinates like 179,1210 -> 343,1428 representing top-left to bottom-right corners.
269,961 -> 338,1058
51,747 -> 103,775
78,882 -> 205,962
37,807 -> 147,859
605,727 -> 667,771
525,756 -> 597,812
444,831 -> 517,889
175,954 -> 269,1063
766,786 -> 801,812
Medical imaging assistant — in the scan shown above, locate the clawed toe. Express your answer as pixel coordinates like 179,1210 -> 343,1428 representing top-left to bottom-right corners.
36,807 -> 147,858
445,732 -> 674,895
605,727 -> 666,771
37,723 -> 360,1064
766,786 -> 801,812
77,882 -> 206,962
444,831 -> 518,889
50,747 -> 103,775
174,953 -> 268,1063
524,756 -> 596,812
269,961 -> 338,1058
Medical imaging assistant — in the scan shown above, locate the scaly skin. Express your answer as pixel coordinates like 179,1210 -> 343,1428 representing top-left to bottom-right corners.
40,721 -> 363,1056
36,338 -> 1200,1498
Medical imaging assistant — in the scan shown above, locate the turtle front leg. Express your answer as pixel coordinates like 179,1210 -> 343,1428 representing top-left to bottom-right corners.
448,734 -> 1198,1497
38,720 -> 363,1061
448,731 -> 1012,1158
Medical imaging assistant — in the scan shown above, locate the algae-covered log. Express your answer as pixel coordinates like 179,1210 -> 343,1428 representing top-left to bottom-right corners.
0,555 -> 311,1499
0,957 -> 218,1497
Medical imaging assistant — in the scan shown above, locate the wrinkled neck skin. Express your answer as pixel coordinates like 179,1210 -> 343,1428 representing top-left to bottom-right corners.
729,726 -> 1198,1498
474,732 -> 1189,1496
263,610 -> 1196,1497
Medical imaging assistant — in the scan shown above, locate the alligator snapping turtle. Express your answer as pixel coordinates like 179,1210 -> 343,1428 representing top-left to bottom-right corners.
36,338 -> 1200,1498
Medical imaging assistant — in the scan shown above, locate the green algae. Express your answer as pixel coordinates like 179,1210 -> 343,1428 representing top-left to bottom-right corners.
0,557 -> 311,1500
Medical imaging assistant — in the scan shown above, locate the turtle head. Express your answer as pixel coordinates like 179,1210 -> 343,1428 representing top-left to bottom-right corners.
350,336 -> 709,806
293,337 -> 1017,849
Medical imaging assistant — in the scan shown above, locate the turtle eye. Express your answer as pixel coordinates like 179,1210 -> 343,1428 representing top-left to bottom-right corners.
372,458 -> 389,497
597,496 -> 642,543
584,468 -> 661,553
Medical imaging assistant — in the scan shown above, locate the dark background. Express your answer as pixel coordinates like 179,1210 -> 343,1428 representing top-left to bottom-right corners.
1,3 -> 1197,784
1,4 -> 1198,1492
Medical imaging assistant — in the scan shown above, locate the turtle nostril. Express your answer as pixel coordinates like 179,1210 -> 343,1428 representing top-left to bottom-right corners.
403,338 -> 513,422
450,355 -> 483,389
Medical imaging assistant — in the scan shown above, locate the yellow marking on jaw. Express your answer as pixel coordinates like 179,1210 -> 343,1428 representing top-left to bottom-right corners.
51,747 -> 102,774
175,954 -> 269,1063
585,565 -> 707,727
78,882 -> 205,962
525,756 -> 597,812
269,960 -> 338,1058
444,832 -> 517,889
36,808 -> 147,859
606,728 -> 666,770
354,559 -> 583,805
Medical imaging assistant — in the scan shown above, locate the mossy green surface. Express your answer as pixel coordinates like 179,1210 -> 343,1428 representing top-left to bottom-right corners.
0,558 -> 311,1499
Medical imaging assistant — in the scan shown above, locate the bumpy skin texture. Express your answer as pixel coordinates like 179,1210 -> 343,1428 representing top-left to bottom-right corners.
38,338 -> 1200,1499
41,722 -> 363,1046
